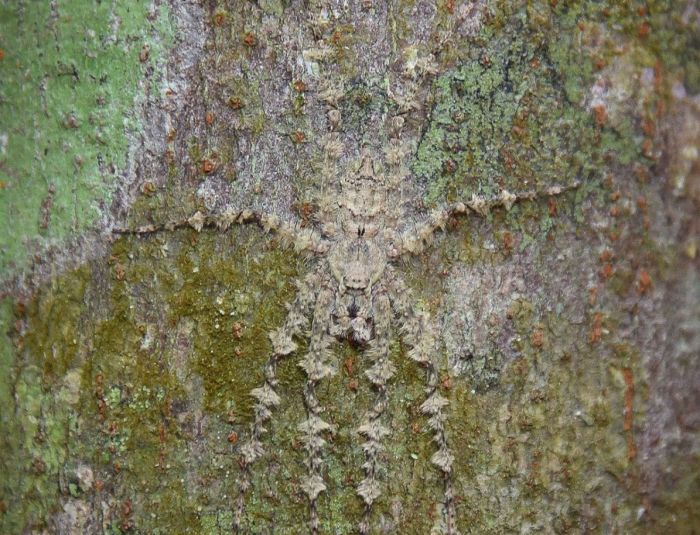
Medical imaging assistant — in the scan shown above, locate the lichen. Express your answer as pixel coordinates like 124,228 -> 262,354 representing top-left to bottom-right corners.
0,1 -> 174,276
413,9 -> 635,207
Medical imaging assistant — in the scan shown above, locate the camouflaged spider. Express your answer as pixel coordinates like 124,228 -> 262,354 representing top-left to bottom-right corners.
114,117 -> 576,533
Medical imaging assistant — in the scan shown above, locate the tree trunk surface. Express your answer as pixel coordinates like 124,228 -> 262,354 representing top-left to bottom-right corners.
1,1 -> 698,534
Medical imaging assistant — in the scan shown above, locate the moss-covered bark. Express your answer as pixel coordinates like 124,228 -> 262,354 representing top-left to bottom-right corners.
1,1 -> 698,533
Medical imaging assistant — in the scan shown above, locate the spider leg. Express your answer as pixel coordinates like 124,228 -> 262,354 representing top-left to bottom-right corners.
357,283 -> 395,535
390,181 -> 580,259
113,208 -> 329,254
296,277 -> 338,535
386,268 -> 460,535
234,268 -> 321,533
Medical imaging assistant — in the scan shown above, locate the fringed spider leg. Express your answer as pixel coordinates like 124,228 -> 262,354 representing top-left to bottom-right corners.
113,208 -> 329,254
296,275 -> 338,535
390,182 -> 580,258
357,283 -> 395,535
386,268 -> 460,535
234,268 -> 322,533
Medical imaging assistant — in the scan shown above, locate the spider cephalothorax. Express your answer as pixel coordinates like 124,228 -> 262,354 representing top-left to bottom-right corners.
328,238 -> 383,346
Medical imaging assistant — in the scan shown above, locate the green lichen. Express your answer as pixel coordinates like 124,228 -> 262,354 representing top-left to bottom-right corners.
223,76 -> 267,136
413,32 -> 602,205
411,1 -> 696,207
0,225 -> 462,533
0,1 -> 174,276
0,267 -> 94,532
0,226 -> 309,533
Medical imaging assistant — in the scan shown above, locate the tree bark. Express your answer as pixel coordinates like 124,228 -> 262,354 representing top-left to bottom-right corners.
1,1 -> 698,533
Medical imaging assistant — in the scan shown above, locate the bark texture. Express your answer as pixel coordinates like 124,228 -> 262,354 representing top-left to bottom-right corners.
1,1 -> 698,534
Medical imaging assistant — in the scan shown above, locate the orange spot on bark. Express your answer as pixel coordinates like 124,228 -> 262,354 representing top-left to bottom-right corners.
592,103 -> 607,126
232,321 -> 244,339
637,196 -> 648,213
638,22 -> 651,38
441,374 -> 452,389
589,313 -> 603,344
600,263 -> 614,281
637,269 -> 653,295
501,231 -> 514,251
201,158 -> 215,174
212,12 -> 226,26
530,327 -> 545,348
344,356 -> 355,376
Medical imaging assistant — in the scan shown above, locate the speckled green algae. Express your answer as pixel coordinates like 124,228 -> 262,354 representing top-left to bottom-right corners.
102,229 -> 316,534
0,1 -> 172,275
413,2 -> 640,207
0,225 -> 443,534
0,266 -> 92,533
0,228 -> 658,535
1,227 -> 303,533
6,230 -> 640,535
413,0 -> 700,214
396,209 -> 645,533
